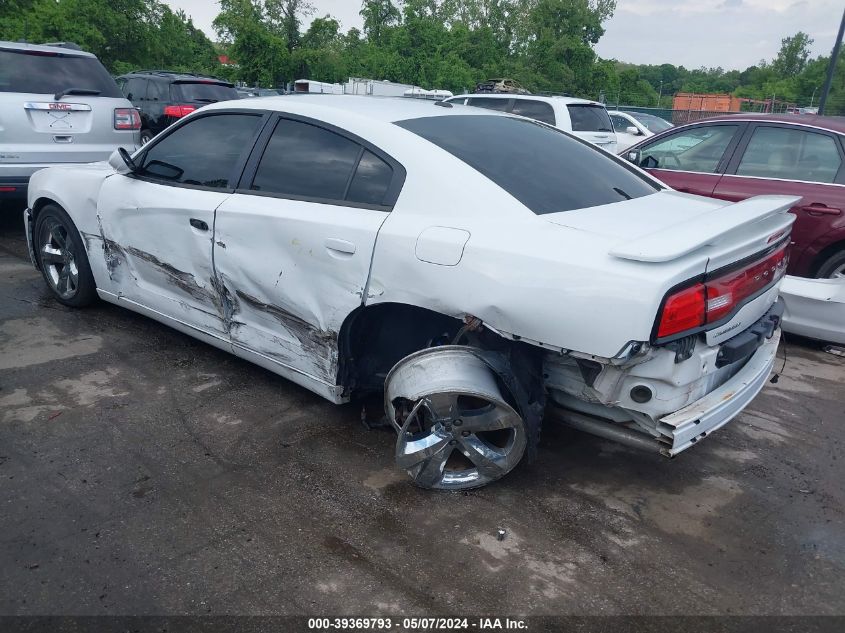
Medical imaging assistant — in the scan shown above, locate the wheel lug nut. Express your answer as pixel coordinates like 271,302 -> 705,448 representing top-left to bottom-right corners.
461,430 -> 470,437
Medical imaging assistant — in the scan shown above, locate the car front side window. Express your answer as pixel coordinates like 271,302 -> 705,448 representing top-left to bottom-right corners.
639,125 -> 739,173
736,126 -> 842,184
138,113 -> 262,189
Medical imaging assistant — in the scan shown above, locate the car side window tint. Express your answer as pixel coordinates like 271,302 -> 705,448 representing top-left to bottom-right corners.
609,115 -> 629,131
511,99 -> 556,126
251,118 -> 361,201
640,125 -> 738,173
147,80 -> 167,102
139,114 -> 261,189
347,150 -> 393,205
125,78 -> 147,102
736,126 -> 841,184
467,97 -> 511,112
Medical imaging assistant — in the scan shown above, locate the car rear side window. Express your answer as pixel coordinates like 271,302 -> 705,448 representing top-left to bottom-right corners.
396,115 -> 658,214
139,114 -> 262,189
512,99 -> 556,126
736,126 -> 842,184
173,82 -> 238,103
467,97 -> 511,112
567,105 -> 614,132
250,118 -> 397,207
0,48 -> 122,97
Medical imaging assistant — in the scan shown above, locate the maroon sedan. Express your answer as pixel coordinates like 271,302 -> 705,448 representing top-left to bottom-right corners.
623,114 -> 845,278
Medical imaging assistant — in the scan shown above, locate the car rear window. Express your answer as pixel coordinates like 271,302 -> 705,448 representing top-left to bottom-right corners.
396,115 -> 658,214
173,82 -> 238,103
567,104 -> 614,132
0,48 -> 122,97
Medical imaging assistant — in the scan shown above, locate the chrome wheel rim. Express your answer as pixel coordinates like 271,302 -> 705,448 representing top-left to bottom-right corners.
830,262 -> 845,279
386,347 -> 526,490
38,217 -> 79,300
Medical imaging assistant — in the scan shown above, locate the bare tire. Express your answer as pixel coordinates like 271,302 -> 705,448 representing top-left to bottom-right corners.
816,249 -> 845,279
34,204 -> 97,307
385,346 -> 527,490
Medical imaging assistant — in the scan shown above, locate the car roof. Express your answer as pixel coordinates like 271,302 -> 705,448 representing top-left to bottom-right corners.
120,70 -> 231,83
448,93 -> 602,106
206,94 -> 509,123
686,113 -> 845,135
0,40 -> 95,58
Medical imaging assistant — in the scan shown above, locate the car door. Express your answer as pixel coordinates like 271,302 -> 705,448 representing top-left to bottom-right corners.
713,123 -> 845,275
635,122 -> 745,196
213,114 -> 404,392
97,110 -> 266,339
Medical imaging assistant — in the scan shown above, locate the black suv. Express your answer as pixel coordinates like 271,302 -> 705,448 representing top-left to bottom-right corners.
116,70 -> 238,144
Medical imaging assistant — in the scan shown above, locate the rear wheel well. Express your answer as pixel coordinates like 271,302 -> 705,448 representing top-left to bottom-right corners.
811,239 -> 845,277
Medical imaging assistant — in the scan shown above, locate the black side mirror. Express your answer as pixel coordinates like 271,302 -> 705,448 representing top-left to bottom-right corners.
118,147 -> 138,173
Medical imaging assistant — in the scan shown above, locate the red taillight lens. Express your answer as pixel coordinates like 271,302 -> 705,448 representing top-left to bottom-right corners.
656,243 -> 789,339
114,108 -> 141,130
0,186 -> 17,192
163,104 -> 197,118
657,283 -> 706,338
705,244 -> 789,323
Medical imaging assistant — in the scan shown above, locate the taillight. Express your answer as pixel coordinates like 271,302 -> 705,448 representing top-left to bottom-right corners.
656,242 -> 789,340
163,104 -> 197,118
114,108 -> 141,130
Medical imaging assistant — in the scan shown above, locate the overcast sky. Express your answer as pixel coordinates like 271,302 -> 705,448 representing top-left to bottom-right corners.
164,0 -> 842,70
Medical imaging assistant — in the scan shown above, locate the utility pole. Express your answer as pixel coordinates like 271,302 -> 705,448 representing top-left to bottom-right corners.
819,6 -> 845,115
810,86 -> 819,108
657,80 -> 663,108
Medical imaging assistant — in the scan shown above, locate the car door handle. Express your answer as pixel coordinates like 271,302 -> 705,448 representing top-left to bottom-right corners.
189,218 -> 209,231
324,238 -> 356,255
802,203 -> 841,216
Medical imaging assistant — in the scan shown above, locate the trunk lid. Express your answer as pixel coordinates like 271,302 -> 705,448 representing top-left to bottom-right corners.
544,190 -> 798,273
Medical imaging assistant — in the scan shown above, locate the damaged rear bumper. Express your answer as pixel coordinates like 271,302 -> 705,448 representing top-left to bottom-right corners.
656,328 -> 780,455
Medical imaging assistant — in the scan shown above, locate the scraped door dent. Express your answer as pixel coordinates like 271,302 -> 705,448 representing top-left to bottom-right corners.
212,194 -> 390,390
96,176 -> 232,338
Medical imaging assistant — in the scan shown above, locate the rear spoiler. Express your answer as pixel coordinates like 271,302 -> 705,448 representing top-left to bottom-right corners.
609,195 -> 801,263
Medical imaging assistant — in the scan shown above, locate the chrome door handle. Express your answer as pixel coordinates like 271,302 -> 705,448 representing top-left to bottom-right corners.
324,238 -> 356,255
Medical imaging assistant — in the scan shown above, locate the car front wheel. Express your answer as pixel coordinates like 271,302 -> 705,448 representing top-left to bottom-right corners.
34,204 -> 97,307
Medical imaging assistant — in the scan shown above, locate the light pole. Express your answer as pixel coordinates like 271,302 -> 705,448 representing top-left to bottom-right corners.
819,6 -> 845,115
809,86 -> 819,109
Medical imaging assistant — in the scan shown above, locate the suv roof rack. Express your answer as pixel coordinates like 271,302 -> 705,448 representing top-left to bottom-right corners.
41,42 -> 83,51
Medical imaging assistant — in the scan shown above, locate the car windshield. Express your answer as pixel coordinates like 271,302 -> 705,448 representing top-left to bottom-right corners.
396,114 -> 659,214
567,104 -> 614,132
627,112 -> 673,132
173,82 -> 238,103
0,48 -> 122,97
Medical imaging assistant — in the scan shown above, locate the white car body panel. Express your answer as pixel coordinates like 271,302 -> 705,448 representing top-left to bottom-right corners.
780,275 -> 845,344
26,95 -> 793,457
608,110 -> 652,152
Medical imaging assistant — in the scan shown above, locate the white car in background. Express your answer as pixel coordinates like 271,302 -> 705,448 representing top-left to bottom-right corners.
609,110 -> 674,151
25,96 -> 793,490
444,93 -> 618,152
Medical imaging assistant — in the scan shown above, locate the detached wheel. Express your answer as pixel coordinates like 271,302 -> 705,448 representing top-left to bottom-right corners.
385,346 -> 527,490
816,249 -> 845,279
34,204 -> 97,307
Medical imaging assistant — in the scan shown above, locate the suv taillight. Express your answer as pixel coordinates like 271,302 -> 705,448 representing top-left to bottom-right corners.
164,104 -> 197,118
114,108 -> 141,130
656,242 -> 789,340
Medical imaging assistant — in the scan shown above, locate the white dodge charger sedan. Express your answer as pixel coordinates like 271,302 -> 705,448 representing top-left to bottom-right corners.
25,95 -> 795,490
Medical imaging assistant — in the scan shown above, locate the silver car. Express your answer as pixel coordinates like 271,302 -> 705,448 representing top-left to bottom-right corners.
0,41 -> 140,201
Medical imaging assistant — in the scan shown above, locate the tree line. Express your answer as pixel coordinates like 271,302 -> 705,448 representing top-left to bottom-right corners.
1,0 -> 842,113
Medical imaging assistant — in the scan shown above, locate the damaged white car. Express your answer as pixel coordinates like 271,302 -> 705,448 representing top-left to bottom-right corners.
25,96 -> 796,490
